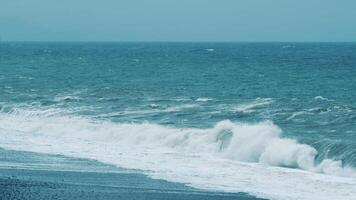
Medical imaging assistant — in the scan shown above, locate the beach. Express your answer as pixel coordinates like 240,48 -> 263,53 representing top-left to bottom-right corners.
0,149 -> 262,200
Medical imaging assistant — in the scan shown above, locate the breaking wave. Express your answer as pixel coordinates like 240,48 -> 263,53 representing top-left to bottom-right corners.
0,108 -> 355,200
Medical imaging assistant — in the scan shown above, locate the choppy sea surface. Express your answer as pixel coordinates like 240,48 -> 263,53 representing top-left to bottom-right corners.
0,42 -> 356,200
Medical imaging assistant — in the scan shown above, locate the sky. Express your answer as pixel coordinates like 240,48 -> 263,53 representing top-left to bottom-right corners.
0,0 -> 355,42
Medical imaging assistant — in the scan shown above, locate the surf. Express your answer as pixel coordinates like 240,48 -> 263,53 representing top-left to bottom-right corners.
0,108 -> 356,200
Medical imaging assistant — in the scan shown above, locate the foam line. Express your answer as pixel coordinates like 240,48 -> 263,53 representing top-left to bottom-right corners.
0,108 -> 355,200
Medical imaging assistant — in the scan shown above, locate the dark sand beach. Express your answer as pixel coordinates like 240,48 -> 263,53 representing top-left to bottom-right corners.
0,149 -> 264,200
0,168 -> 265,200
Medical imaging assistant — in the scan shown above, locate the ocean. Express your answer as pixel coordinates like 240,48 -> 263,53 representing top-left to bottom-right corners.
0,42 -> 355,200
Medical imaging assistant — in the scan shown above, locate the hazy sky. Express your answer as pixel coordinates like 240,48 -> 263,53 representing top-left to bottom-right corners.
1,0 -> 355,42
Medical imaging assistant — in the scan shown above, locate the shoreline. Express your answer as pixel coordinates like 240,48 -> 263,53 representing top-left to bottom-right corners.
0,167 -> 265,200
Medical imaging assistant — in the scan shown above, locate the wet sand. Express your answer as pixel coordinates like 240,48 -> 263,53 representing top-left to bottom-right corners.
0,168 -> 265,200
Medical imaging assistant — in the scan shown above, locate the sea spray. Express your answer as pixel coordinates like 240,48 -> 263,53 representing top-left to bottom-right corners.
1,108 -> 356,200
0,109 -> 354,176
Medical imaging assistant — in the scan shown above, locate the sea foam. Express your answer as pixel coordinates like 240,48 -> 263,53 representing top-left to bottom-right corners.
231,98 -> 274,113
0,108 -> 355,200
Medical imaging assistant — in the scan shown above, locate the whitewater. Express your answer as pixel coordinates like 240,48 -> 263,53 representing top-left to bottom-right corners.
0,108 -> 355,200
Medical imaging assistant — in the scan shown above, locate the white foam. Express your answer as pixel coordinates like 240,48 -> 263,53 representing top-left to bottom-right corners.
232,98 -> 274,113
196,97 -> 213,102
148,104 -> 160,108
286,111 -> 308,120
100,103 -> 199,117
282,45 -> 296,49
0,109 -> 356,200
314,96 -> 332,101
164,104 -> 199,112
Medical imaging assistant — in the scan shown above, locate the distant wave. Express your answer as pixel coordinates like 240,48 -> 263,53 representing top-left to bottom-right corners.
286,105 -> 354,121
0,108 -> 355,200
232,98 -> 274,113
195,97 -> 213,102
314,96 -> 332,101
282,45 -> 296,49
54,95 -> 81,102
97,103 -> 200,118
286,111 -> 308,121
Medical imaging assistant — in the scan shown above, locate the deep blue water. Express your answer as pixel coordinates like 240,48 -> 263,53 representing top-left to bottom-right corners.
0,42 -> 356,200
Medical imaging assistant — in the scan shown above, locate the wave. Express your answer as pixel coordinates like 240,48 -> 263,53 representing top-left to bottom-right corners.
0,108 -> 356,200
54,95 -> 81,102
285,105 -> 355,121
98,103 -> 199,118
195,97 -> 213,102
286,111 -> 308,120
314,96 -> 332,101
282,45 -> 296,49
232,98 -> 274,113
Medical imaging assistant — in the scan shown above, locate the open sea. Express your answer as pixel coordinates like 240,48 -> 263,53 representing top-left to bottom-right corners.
0,42 -> 356,200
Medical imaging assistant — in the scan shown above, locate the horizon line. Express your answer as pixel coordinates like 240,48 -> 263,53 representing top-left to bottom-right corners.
1,40 -> 356,43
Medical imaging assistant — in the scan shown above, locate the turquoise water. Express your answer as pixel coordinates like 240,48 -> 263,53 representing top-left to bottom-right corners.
1,42 -> 356,200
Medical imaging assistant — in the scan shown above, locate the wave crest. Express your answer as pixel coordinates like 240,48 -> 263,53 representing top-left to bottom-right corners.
1,109 -> 356,200
0,109 -> 353,177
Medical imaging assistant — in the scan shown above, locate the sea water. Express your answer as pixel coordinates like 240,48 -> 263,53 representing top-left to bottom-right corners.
0,42 -> 356,200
